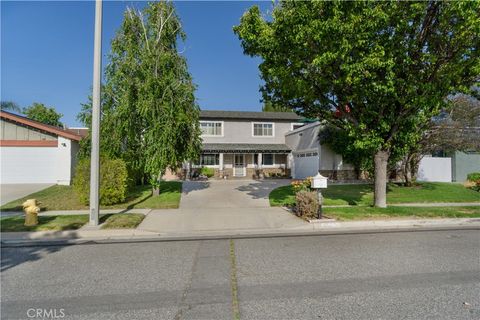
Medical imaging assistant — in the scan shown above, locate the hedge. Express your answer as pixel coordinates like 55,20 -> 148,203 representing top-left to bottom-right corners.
467,172 -> 480,191
73,157 -> 129,205
200,167 -> 215,178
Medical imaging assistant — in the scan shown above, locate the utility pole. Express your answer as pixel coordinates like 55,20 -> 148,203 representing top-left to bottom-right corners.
89,0 -> 102,226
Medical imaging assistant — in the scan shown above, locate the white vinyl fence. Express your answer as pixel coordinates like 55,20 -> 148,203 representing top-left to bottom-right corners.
417,157 -> 452,182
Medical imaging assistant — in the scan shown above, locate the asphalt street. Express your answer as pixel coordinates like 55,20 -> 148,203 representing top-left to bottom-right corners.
1,230 -> 479,319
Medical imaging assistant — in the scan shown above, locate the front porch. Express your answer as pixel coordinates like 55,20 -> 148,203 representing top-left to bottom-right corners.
193,143 -> 292,179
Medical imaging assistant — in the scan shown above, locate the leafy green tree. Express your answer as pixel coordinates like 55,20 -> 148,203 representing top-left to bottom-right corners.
319,126 -> 371,179
234,1 -> 480,207
262,101 -> 291,112
79,2 -> 201,193
23,102 -> 63,127
0,101 -> 21,112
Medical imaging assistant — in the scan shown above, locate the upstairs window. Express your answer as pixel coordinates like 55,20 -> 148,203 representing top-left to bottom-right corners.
291,123 -> 305,131
200,121 -> 223,136
253,122 -> 274,137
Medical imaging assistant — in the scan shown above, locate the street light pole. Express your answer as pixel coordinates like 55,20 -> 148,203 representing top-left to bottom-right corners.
89,0 -> 102,226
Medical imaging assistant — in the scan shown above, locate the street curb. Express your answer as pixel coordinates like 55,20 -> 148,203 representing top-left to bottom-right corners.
2,223 -> 479,247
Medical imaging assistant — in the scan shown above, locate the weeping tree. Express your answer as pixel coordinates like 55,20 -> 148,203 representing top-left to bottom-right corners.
79,2 -> 201,194
234,1 -> 480,207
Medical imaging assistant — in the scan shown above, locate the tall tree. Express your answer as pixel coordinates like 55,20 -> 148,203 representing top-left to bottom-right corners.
79,2 -> 201,192
23,102 -> 63,127
262,101 -> 291,112
234,1 -> 480,207
0,101 -> 21,112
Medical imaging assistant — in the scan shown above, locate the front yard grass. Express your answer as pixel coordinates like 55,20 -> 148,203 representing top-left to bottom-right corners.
0,213 -> 145,232
0,215 -> 89,232
323,206 -> 480,221
0,181 -> 182,212
269,182 -> 480,207
100,213 -> 145,229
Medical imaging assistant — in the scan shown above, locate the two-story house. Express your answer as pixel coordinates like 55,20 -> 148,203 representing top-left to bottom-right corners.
196,110 -> 304,178
193,110 -> 356,180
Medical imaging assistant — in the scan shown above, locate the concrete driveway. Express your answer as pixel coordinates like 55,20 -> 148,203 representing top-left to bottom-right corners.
138,179 -> 310,235
0,184 -> 54,206
180,179 -> 291,209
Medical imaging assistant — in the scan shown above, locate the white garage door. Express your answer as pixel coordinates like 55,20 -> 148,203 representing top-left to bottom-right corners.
293,151 -> 319,179
1,147 -> 58,183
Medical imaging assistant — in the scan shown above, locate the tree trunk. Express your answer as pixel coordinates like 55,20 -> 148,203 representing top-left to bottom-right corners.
402,155 -> 413,186
152,171 -> 162,196
374,150 -> 390,208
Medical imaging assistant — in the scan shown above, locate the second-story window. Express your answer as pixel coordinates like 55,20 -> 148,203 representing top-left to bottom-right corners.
252,122 -> 274,137
200,121 -> 223,136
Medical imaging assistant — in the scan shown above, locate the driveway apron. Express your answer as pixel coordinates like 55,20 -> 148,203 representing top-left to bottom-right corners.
138,179 -> 310,234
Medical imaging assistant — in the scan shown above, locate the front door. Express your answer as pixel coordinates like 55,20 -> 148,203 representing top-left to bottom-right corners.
234,154 -> 245,177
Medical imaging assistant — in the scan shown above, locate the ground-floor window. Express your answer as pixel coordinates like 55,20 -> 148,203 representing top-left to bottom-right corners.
262,153 -> 274,165
195,154 -> 219,166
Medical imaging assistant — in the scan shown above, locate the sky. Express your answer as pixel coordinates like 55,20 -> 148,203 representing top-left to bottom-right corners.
1,1 -> 272,127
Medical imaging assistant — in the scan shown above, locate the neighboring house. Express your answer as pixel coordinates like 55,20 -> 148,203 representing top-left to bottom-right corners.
0,111 -> 84,185
194,110 -> 354,179
451,151 -> 480,182
417,151 -> 480,183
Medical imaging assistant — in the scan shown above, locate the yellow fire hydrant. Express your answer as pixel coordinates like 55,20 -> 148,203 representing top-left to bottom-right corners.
22,199 -> 40,226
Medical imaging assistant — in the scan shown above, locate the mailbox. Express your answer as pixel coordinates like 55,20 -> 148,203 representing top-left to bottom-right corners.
311,172 -> 328,189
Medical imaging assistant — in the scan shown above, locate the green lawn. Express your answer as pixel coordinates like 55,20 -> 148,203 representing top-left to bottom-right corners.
269,182 -> 480,207
1,215 -> 89,232
100,213 -> 145,229
323,206 -> 480,221
0,181 -> 182,212
0,213 -> 145,232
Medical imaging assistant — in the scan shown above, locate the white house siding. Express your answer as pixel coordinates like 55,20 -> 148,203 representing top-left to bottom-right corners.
201,120 -> 294,144
417,157 -> 452,182
0,138 -> 78,185
285,122 -> 353,179
1,146 -> 58,184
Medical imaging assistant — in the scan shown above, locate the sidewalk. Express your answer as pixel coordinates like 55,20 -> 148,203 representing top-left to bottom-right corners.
2,217 -> 479,246
0,208 -> 151,217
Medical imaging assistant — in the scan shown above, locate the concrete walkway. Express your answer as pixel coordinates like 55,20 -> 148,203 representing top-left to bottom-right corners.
0,183 -> 53,206
138,207 -> 308,235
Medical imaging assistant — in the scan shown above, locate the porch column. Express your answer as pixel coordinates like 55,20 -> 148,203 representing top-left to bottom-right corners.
219,153 -> 224,170
258,153 -> 262,169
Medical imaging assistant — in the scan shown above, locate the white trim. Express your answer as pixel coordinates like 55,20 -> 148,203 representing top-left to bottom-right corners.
251,122 -> 275,137
233,153 -> 246,177
200,120 -> 224,137
290,122 -> 305,131
285,121 -> 321,136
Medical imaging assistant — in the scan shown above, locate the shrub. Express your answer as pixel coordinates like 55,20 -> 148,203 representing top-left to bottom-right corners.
467,172 -> 480,191
295,190 -> 319,219
73,157 -> 129,205
291,177 -> 313,193
200,167 -> 215,178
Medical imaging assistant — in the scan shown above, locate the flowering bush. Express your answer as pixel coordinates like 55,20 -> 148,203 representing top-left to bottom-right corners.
291,177 -> 313,193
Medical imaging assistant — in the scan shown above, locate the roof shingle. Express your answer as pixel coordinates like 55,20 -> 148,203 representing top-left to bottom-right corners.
200,110 -> 302,121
